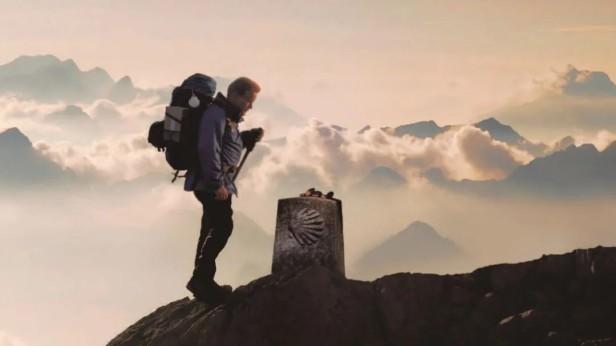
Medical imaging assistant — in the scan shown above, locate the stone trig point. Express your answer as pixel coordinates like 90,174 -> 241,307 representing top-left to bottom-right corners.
271,189 -> 345,276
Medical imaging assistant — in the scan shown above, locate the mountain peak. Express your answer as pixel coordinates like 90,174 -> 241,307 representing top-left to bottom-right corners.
559,66 -> 616,97
8,54 -> 61,66
0,54 -> 62,78
117,75 -> 133,86
88,66 -> 106,74
0,127 -> 31,146
603,140 -> 616,153
475,116 -> 505,128
62,58 -> 78,68
405,220 -> 436,232
399,220 -> 446,241
553,136 -> 576,152
474,117 -> 525,145
358,125 -> 371,134
108,75 -> 138,103
394,120 -> 448,138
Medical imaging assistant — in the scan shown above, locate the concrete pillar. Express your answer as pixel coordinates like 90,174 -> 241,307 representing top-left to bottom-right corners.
271,197 -> 345,276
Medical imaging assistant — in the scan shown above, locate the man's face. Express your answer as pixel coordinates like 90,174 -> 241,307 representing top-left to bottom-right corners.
229,89 -> 258,116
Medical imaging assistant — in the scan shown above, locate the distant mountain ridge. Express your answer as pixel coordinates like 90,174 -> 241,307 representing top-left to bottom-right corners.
364,117 -> 548,157
0,55 -> 139,103
427,141 -> 616,198
394,120 -> 452,138
0,55 -> 306,137
473,117 -> 547,156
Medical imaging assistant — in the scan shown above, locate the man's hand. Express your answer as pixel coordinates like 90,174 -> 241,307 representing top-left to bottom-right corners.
215,185 -> 229,200
255,128 -> 265,142
241,128 -> 265,151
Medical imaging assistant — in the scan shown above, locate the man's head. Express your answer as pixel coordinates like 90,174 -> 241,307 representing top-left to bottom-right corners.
227,77 -> 260,116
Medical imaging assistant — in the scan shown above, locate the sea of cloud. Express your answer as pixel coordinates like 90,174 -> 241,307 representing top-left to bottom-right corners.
2,88 -> 616,346
240,119 -> 534,196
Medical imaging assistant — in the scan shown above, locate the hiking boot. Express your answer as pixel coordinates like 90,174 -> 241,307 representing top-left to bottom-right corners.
187,278 -> 232,305
186,276 -> 209,300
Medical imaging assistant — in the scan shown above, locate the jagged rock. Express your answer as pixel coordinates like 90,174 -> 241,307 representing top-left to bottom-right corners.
108,247 -> 616,346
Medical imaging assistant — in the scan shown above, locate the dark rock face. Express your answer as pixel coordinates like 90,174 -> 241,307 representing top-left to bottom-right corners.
108,247 -> 616,346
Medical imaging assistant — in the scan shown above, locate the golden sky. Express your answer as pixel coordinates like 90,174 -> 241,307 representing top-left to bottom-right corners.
2,0 -> 616,128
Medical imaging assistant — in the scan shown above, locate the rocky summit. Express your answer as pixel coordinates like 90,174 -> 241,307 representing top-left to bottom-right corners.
108,247 -> 616,346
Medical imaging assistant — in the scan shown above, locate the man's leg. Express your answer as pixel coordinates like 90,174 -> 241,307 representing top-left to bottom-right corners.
193,194 -> 211,267
188,190 -> 233,300
196,193 -> 233,283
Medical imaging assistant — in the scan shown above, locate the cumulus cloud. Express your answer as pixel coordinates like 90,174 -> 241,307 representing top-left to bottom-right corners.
87,99 -> 122,120
0,93 -> 168,145
240,108 -> 305,140
240,119 -> 533,194
0,94 -> 64,120
492,66 -> 616,142
456,127 -> 533,179
22,115 -> 533,197
34,133 -> 167,181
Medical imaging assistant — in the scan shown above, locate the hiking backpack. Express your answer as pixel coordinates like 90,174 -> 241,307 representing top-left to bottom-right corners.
147,74 -> 216,181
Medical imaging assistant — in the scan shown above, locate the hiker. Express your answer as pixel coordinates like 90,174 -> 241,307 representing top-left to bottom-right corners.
185,77 -> 264,304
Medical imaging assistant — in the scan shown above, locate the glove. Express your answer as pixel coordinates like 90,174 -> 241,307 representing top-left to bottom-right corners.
241,128 -> 264,151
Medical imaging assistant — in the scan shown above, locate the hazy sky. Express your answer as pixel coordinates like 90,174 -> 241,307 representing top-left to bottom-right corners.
2,0 -> 616,128
2,3 -> 616,345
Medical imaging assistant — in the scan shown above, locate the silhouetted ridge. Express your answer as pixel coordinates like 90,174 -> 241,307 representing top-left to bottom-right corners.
428,140 -> 616,198
108,247 -> 616,346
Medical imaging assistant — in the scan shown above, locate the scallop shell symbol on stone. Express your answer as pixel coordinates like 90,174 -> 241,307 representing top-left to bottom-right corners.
288,208 -> 325,246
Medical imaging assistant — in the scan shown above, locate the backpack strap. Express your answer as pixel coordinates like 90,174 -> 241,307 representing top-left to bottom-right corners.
171,170 -> 187,183
169,103 -> 228,185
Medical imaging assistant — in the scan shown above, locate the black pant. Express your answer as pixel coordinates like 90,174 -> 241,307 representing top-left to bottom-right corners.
192,190 -> 233,284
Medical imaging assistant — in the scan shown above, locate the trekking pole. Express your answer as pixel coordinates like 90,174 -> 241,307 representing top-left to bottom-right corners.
232,128 -> 263,183
232,146 -> 253,183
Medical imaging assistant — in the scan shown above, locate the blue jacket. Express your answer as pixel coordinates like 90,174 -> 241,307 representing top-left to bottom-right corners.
184,95 -> 244,196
